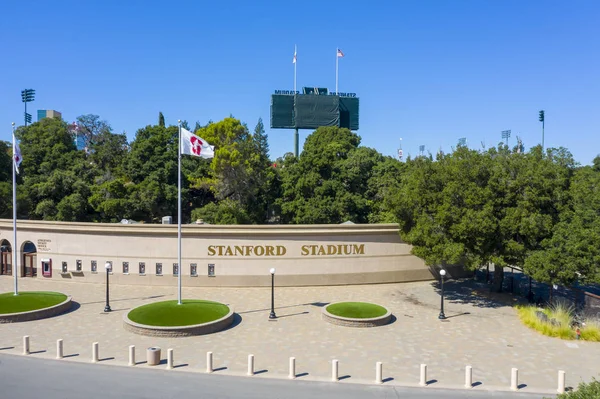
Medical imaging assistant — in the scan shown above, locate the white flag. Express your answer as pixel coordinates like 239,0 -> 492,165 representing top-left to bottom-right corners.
181,128 -> 214,159
13,134 -> 22,174
292,46 -> 297,64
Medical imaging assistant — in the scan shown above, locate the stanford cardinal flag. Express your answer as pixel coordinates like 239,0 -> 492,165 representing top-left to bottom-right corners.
181,128 -> 214,159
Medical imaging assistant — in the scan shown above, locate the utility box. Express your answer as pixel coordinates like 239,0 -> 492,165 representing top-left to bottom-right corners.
162,216 -> 172,225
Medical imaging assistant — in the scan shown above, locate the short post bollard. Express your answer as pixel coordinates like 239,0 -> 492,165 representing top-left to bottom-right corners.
376,362 -> 383,384
206,351 -> 213,373
128,345 -> 135,366
419,364 -> 427,386
511,368 -> 519,391
23,336 -> 30,355
465,365 -> 472,388
247,354 -> 254,376
167,349 -> 174,370
56,339 -> 63,359
92,342 -> 99,363
332,359 -> 339,382
289,357 -> 296,379
558,370 -> 566,394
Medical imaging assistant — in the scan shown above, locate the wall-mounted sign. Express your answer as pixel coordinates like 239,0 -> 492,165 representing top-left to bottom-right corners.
37,239 -> 51,252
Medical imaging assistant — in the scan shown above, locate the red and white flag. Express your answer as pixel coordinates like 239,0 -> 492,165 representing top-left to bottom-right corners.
181,128 -> 214,159
337,48 -> 344,58
13,133 -> 22,174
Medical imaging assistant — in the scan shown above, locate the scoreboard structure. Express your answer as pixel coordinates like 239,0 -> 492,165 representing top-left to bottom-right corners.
270,87 -> 360,156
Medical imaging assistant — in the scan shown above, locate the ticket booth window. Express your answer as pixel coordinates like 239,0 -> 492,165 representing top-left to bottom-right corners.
208,263 -> 215,277
190,263 -> 198,277
76,260 -> 82,272
139,262 -> 145,275
61,262 -> 68,274
173,263 -> 178,277
91,260 -> 97,273
123,262 -> 129,274
156,263 -> 162,276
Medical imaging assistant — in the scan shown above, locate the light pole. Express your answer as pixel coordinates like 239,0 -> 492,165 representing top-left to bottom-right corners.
439,269 -> 446,320
501,130 -> 511,146
269,268 -> 277,319
21,89 -> 35,126
539,110 -> 545,152
104,262 -> 112,312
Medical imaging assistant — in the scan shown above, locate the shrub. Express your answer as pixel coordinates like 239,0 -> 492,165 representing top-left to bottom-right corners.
545,378 -> 600,398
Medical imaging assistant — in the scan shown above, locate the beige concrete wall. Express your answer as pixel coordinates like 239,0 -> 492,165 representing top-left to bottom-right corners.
0,220 -> 444,287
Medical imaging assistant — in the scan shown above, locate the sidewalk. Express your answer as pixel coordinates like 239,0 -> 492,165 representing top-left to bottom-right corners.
1,276 -> 597,394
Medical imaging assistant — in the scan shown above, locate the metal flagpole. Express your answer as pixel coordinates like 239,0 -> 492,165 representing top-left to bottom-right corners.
294,45 -> 297,93
335,48 -> 339,94
177,120 -> 182,305
12,122 -> 18,295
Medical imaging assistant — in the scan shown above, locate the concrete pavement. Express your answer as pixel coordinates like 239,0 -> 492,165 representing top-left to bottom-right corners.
0,276 -> 598,395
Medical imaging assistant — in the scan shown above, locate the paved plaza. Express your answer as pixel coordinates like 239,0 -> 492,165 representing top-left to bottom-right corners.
1,276 -> 598,395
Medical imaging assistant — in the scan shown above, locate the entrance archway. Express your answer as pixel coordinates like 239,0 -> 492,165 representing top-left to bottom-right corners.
0,239 -> 12,276
22,241 -> 37,277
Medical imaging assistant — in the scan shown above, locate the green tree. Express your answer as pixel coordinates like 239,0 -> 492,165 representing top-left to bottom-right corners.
278,126 -> 379,224
76,114 -> 112,148
158,112 -> 165,127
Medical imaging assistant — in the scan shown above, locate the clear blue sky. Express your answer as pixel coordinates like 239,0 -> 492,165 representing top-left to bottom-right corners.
1,0 -> 598,163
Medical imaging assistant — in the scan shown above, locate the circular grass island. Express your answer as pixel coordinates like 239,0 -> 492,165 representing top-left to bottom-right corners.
322,301 -> 392,327
123,299 -> 235,337
0,291 -> 72,323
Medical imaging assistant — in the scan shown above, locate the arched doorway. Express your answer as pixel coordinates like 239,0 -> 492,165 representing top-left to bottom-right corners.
0,239 -> 12,276
22,241 -> 37,277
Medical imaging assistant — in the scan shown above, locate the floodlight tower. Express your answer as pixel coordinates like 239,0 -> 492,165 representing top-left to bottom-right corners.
458,137 -> 467,147
539,110 -> 545,151
501,130 -> 511,146
21,89 -> 35,126
419,145 -> 425,157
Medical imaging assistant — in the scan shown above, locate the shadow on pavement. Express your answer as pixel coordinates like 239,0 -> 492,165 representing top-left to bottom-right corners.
79,295 -> 167,306
431,279 -> 517,309
276,311 -> 309,319
254,369 -> 268,375
0,347 -> 15,351
382,377 -> 394,383
63,354 -> 79,358
339,375 -> 351,381
30,350 -> 46,355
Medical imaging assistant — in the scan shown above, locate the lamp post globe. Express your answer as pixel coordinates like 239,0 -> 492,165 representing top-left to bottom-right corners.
104,262 -> 112,312
438,269 -> 446,320
269,268 -> 277,319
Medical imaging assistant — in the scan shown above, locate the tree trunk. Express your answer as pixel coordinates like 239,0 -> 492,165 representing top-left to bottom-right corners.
492,265 -> 504,293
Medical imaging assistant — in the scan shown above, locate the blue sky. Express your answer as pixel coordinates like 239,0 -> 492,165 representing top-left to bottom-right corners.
1,0 -> 598,163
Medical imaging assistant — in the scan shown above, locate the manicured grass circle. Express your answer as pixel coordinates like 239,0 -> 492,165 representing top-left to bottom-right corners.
127,300 -> 230,327
0,291 -> 68,314
326,302 -> 387,319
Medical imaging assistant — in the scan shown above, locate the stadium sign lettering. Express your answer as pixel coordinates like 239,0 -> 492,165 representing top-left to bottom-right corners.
274,90 -> 356,98
207,244 -> 365,257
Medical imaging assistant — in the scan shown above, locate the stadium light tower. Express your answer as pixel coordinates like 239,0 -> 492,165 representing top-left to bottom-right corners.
21,89 -> 35,126
419,145 -> 425,157
458,137 -> 467,147
501,130 -> 511,146
539,110 -> 545,152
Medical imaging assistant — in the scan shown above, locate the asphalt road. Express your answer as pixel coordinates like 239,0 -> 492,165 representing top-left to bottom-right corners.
0,354 -> 550,399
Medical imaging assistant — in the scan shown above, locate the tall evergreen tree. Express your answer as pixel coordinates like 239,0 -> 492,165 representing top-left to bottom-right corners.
158,112 -> 165,127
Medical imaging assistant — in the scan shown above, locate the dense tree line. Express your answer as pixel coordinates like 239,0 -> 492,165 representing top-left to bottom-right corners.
1,115 -> 599,289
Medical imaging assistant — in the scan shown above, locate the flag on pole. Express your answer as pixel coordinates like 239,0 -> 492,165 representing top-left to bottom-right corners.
13,134 -> 22,174
181,128 -> 214,158
292,46 -> 297,64
337,48 -> 344,58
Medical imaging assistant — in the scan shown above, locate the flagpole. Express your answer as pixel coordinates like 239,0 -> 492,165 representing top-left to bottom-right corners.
294,45 -> 297,93
177,120 -> 182,305
12,122 -> 18,296
335,48 -> 339,94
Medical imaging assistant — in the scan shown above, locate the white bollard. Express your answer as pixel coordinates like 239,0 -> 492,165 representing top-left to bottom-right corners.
128,345 -> 135,366
419,364 -> 427,386
511,368 -> 519,391
465,365 -> 472,388
92,342 -> 99,363
558,370 -> 566,394
375,362 -> 383,384
56,339 -> 63,359
23,336 -> 30,355
167,349 -> 173,370
289,357 -> 296,379
206,351 -> 213,373
332,359 -> 339,382
247,354 -> 254,376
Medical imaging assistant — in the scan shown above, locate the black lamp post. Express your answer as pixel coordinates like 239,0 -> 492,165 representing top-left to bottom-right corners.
269,268 -> 277,319
438,269 -> 446,320
104,262 -> 112,312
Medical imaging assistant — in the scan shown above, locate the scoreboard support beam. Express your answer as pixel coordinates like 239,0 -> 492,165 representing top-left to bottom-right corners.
294,128 -> 299,157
